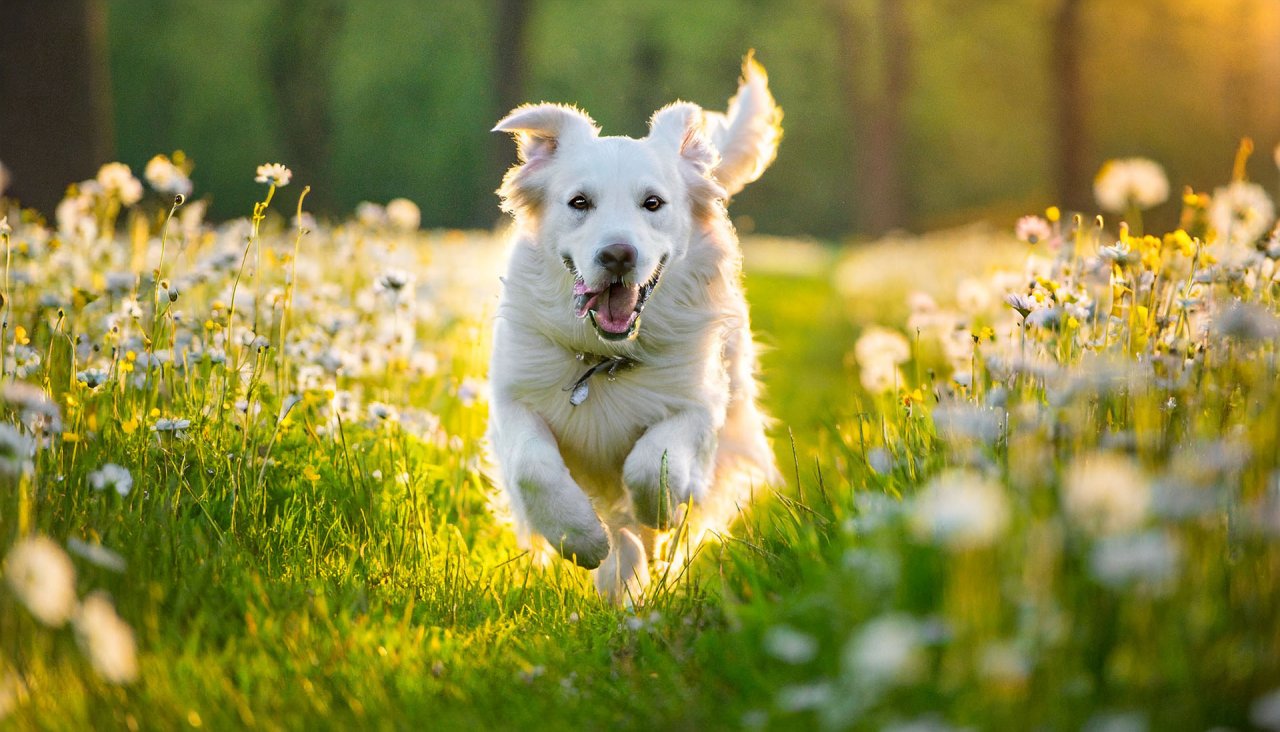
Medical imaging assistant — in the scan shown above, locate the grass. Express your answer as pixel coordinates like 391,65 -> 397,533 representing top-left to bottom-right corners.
2,164 -> 1280,731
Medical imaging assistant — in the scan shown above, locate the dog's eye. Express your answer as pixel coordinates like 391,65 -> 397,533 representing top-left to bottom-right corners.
642,195 -> 665,212
568,195 -> 591,211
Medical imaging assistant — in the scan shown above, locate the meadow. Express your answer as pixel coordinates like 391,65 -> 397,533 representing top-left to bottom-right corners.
2,154 -> 1280,731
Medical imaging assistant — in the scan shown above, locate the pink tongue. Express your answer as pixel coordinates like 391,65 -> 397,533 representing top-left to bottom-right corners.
599,283 -> 640,331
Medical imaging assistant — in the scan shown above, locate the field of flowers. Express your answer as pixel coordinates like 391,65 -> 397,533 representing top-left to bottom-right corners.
2,148 -> 1280,730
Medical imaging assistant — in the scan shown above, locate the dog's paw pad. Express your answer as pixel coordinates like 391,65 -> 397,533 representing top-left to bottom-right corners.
553,523 -> 611,569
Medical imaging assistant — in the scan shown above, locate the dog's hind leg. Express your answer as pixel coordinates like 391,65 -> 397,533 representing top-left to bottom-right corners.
593,526 -> 649,606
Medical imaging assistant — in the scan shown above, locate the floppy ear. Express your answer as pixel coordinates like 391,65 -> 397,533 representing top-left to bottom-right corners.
648,102 -> 727,209
493,104 -> 599,215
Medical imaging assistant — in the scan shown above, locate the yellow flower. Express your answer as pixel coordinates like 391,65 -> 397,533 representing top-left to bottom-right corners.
1045,206 -> 1061,223
302,465 -> 322,483
120,418 -> 138,435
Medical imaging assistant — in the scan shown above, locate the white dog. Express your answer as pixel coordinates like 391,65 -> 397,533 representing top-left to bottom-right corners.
487,54 -> 783,603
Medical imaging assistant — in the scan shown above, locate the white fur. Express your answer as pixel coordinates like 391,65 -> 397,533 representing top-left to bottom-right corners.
487,54 -> 783,604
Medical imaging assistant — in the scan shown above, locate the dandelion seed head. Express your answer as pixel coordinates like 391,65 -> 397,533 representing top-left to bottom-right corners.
911,469 -> 1009,550
4,535 -> 77,627
74,592 -> 139,684
1094,158 -> 1169,213
386,198 -> 421,231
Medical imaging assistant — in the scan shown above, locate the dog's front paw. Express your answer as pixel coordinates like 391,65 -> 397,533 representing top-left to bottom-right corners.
517,476 -> 611,569
624,442 -> 701,529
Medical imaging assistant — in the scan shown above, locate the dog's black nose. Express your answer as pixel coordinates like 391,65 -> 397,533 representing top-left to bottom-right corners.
595,243 -> 636,277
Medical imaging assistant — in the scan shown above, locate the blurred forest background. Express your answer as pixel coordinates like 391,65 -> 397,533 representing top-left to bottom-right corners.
3,0 -> 1280,238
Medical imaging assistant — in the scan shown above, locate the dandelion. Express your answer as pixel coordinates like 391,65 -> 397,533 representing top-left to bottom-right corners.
1208,181 -> 1274,248
1093,158 -> 1169,213
4,535 -> 77,627
386,198 -> 422,231
1015,215 -> 1052,245
144,154 -> 193,197
911,469 -> 1009,550
88,463 -> 133,496
254,163 -> 292,187
74,592 -> 139,684
1062,452 -> 1151,534
96,162 -> 144,205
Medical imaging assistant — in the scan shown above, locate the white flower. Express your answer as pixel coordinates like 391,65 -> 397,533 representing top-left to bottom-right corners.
74,592 -> 139,684
96,162 -> 143,205
254,163 -> 292,187
386,198 -> 421,231
1252,687 -> 1280,731
911,469 -> 1009,549
76,367 -> 110,388
4,536 -> 77,627
0,423 -> 34,478
1209,181 -> 1275,248
1015,215 -> 1052,244
152,417 -> 192,436
376,269 -> 413,293
88,463 -> 133,496
842,614 -> 923,686
356,201 -> 386,227
0,217 -> 9,237
855,327 -> 911,368
144,154 -> 192,197
1090,531 -> 1180,592
763,625 -> 818,664
1093,158 -> 1169,213
66,538 -> 127,573
1062,452 -> 1151,534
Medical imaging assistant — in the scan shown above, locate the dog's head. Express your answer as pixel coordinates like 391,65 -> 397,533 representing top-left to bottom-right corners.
494,103 -> 726,342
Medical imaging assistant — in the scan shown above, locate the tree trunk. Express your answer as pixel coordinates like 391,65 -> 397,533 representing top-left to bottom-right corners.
1051,0 -> 1091,212
831,0 -> 911,236
0,0 -> 115,214
267,0 -> 346,211
490,0 -> 534,217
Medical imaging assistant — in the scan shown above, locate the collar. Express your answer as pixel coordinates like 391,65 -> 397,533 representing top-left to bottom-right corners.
564,353 -> 636,406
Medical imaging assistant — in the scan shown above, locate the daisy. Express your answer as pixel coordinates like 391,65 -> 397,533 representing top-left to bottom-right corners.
254,163 -> 292,187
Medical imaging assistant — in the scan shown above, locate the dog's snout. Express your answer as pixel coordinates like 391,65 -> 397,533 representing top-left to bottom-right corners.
595,243 -> 637,277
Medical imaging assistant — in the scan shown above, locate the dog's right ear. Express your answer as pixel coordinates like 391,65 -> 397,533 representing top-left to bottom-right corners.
494,104 -> 598,215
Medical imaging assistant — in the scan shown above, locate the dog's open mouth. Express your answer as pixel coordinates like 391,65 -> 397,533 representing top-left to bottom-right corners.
570,257 -> 667,341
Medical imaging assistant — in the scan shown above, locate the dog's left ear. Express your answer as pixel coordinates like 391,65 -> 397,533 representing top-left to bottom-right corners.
648,102 -> 727,206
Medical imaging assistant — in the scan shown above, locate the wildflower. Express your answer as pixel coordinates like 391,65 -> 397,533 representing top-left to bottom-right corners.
1099,240 -> 1139,266
1253,687 -> 1280,731
74,592 -> 139,684
1003,292 -> 1036,319
3,382 -> 61,433
1090,530 -> 1180,592
254,163 -> 292,187
931,404 -> 1002,444
66,538 -> 127,573
0,424 -> 34,477
88,463 -> 133,496
911,469 -> 1009,550
152,417 -> 191,436
1062,452 -> 1151,534
1209,181 -> 1274,247
842,614 -> 924,686
0,217 -> 9,236
356,202 -> 387,227
855,327 -> 910,367
4,535 -> 77,627
1015,215 -> 1052,245
763,625 -> 819,664
96,162 -> 143,205
386,198 -> 422,231
1093,158 -> 1169,213
143,154 -> 192,197
1215,302 -> 1280,342
456,377 -> 487,406
77,367 -> 110,388
376,270 -> 413,293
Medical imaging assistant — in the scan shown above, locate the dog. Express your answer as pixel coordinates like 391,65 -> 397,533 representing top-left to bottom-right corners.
487,53 -> 783,603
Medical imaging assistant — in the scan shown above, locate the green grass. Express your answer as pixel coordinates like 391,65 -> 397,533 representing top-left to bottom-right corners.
2,173 -> 1280,731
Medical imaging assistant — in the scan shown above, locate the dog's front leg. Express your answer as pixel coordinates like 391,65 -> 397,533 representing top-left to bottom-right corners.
624,409 -> 717,528
491,398 -> 610,568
